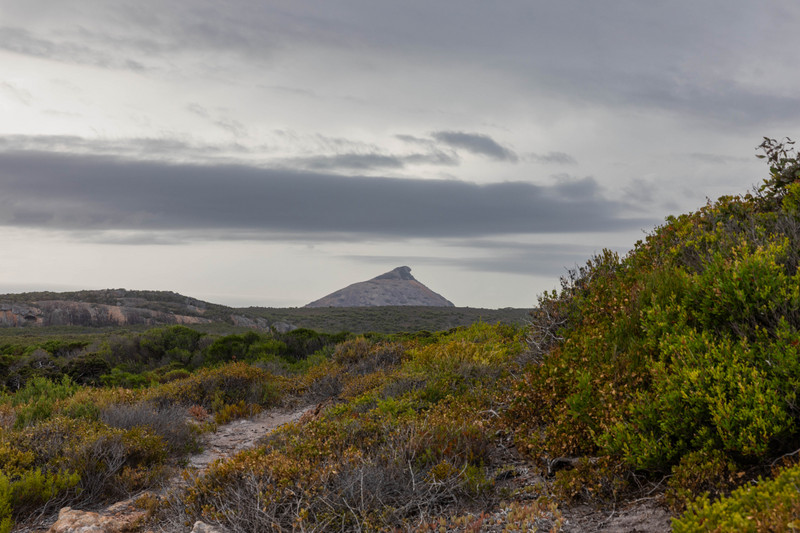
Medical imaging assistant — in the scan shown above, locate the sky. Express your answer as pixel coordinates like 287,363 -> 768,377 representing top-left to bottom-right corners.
0,1 -> 798,309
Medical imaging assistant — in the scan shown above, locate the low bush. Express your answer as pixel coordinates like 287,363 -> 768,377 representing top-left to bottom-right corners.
100,401 -> 196,455
145,362 -> 283,412
213,400 -> 261,425
10,376 -> 79,429
673,461 -> 800,532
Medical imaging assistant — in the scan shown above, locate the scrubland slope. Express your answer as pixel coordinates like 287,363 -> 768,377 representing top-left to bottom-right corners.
1,138 -> 799,532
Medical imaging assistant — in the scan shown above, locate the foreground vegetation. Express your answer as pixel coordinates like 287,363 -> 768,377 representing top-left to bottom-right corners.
1,138 -> 799,531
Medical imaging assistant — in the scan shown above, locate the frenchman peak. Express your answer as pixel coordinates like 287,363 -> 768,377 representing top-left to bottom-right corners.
305,266 -> 455,308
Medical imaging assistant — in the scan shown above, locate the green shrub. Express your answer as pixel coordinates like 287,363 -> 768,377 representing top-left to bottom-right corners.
145,362 -> 282,411
5,468 -> 81,519
100,367 -> 150,388
674,462 -> 800,532
11,375 -> 77,407
506,139 -> 800,502
100,401 -> 196,454
11,376 -> 79,429
213,400 -> 261,425
63,353 -> 111,385
0,471 -> 11,533
665,450 -> 740,511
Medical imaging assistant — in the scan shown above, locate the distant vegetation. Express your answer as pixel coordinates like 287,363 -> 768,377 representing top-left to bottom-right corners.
0,287 -> 529,334
244,305 -> 529,333
1,138 -> 799,531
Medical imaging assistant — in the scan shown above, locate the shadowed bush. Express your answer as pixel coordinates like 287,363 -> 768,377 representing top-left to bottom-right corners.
100,401 -> 196,455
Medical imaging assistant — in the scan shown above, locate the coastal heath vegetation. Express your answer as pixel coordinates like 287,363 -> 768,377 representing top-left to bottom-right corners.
507,136 -> 800,528
1,137 -> 800,531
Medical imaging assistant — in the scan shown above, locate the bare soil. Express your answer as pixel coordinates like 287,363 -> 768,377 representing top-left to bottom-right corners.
560,500 -> 672,532
185,406 -> 314,472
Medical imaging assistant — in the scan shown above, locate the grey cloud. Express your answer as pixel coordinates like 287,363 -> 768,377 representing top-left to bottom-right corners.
0,82 -> 33,105
186,103 -> 210,118
291,151 -> 459,171
297,153 -> 405,171
0,134 -> 456,174
0,26 -> 153,72
687,153 -> 750,164
528,152 -> 577,165
623,178 -> 656,204
550,175 -> 603,200
431,131 -> 518,162
403,151 -> 459,166
0,134 -> 253,159
0,151 -> 653,240
185,105 -> 248,138
214,118 -> 248,138
346,242 -> 615,278
4,3 -> 797,128
396,134 -> 435,147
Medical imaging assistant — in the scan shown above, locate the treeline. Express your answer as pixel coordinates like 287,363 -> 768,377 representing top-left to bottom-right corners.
0,325 -> 350,391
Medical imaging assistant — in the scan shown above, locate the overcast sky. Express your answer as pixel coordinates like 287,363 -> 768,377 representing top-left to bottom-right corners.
0,1 -> 797,308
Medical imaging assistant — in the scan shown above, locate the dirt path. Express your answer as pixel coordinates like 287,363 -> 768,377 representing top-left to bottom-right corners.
39,405 -> 315,533
185,406 -> 314,472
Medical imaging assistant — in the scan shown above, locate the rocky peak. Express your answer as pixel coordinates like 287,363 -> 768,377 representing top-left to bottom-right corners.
373,266 -> 415,281
305,266 -> 454,308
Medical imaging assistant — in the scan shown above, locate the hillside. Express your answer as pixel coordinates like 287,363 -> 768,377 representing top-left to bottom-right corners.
1,138 -> 799,532
305,266 -> 455,307
0,289 -> 526,334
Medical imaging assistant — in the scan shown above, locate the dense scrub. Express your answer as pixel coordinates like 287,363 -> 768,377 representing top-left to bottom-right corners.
0,325 -> 348,391
160,324 -> 550,532
506,138 -> 800,524
0,327 -> 338,530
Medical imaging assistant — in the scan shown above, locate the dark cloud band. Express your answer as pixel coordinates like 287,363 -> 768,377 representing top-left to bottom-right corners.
431,131 -> 518,162
0,150 -> 653,240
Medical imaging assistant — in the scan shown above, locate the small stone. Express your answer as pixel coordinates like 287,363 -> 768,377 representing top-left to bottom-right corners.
191,520 -> 228,532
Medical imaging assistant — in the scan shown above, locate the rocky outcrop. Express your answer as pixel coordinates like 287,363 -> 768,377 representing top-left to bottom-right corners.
305,266 -> 454,308
0,300 -> 212,328
229,314 -> 271,330
47,505 -> 145,533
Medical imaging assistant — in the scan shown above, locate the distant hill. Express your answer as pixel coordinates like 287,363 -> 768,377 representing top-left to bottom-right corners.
305,266 -> 454,307
0,288 -> 529,334
0,289 -> 219,329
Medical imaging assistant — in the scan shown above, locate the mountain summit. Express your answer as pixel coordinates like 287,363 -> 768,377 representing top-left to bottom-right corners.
305,266 -> 455,308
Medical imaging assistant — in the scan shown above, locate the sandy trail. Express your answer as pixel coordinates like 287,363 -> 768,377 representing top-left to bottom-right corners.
33,405 -> 315,532
186,405 -> 314,472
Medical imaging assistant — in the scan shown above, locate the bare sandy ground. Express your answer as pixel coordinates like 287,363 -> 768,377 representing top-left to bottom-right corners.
186,405 -> 314,472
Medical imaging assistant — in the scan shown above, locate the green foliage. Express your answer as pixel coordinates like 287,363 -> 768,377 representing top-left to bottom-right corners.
63,353 -> 111,385
213,400 -> 261,425
4,467 -> 81,519
0,471 -> 11,533
756,136 -> 800,208
11,376 -> 79,428
665,450 -> 740,512
674,462 -> 800,532
100,367 -> 150,388
506,139 -> 800,506
145,362 -> 282,411
166,324 -> 523,532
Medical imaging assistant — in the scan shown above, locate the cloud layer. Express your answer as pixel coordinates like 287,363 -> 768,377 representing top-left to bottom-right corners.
0,151 -> 652,241
0,1 -> 795,307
